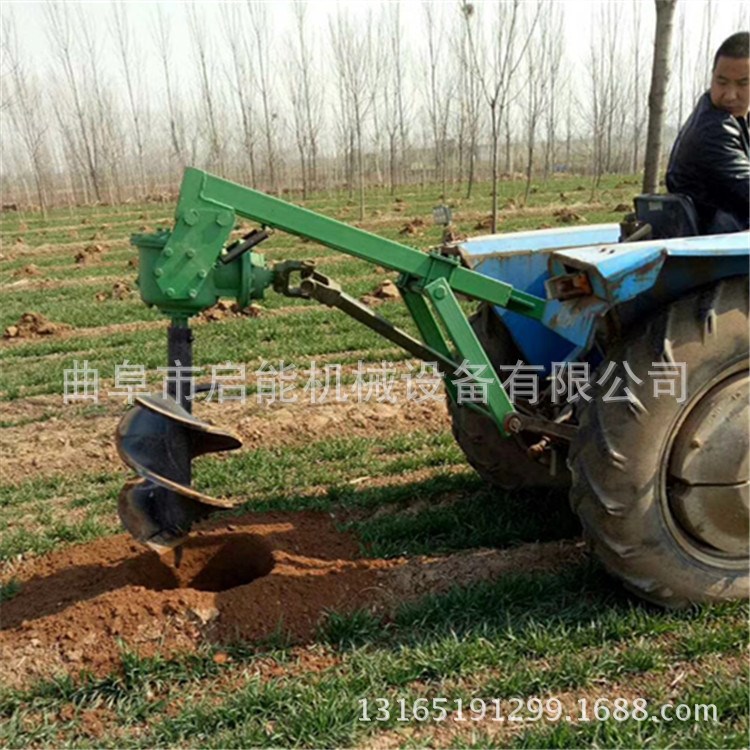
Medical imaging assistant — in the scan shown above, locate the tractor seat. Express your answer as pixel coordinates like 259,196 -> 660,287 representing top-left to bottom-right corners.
633,194 -> 699,239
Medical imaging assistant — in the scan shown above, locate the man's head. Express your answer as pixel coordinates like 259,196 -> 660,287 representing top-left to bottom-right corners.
710,32 -> 749,118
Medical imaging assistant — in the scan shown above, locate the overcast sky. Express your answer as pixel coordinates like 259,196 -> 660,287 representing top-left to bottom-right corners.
1,0 -> 748,184
5,0 -> 748,97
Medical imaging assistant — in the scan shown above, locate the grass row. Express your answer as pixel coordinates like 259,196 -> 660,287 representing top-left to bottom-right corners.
0,428 -> 485,562
0,256 -> 390,331
0,564 -> 745,748
0,175 -> 636,401
0,173 -> 637,231
0,298 -> 432,398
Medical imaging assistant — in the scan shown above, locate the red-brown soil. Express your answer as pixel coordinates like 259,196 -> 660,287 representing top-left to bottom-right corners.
3,311 -> 71,340
0,508 -> 582,688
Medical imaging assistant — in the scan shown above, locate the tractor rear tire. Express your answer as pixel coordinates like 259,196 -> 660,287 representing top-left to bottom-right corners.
569,277 -> 749,607
448,303 -> 571,490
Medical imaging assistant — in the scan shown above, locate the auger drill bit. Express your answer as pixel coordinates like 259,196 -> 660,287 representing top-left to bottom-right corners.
116,393 -> 241,554
116,322 -> 241,554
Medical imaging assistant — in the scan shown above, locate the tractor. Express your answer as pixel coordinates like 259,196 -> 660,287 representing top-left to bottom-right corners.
117,168 -> 749,608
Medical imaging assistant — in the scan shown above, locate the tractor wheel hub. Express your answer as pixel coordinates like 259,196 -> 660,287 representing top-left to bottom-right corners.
668,370 -> 749,557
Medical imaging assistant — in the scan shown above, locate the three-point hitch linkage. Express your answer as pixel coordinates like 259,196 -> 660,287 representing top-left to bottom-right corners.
117,168 -> 566,554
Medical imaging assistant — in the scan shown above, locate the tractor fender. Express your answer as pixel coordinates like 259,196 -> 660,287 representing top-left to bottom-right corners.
459,227 -> 749,368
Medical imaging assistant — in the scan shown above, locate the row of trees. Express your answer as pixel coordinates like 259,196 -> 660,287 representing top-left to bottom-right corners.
0,0 -> 746,218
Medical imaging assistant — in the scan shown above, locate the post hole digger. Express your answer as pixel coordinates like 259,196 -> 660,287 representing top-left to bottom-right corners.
117,168 -> 749,608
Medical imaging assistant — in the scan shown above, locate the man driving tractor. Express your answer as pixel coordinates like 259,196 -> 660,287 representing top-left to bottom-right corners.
666,31 -> 750,234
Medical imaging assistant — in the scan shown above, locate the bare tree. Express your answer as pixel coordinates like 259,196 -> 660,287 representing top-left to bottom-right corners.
246,2 -> 278,193
462,0 -> 541,232
221,5 -> 257,187
674,3 -> 687,132
4,12 -> 50,214
186,5 -> 223,173
692,0 -> 714,103
630,0 -> 648,172
43,2 -> 102,201
285,2 -> 323,197
111,4 -> 148,194
643,0 -> 678,194
0,14 -> 19,113
154,7 -> 186,173
587,3 -> 627,198
423,3 -> 454,198
80,12 -> 125,202
522,10 -> 551,204
455,7 -> 482,198
542,3 -> 564,179
292,2 -> 322,193
329,7 -> 382,220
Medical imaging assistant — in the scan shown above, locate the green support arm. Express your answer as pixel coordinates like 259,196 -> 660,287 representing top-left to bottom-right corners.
167,168 -> 545,318
134,168 -> 550,436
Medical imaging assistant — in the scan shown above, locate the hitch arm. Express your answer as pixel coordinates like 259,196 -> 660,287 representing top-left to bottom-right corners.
173,168 -> 545,317
143,168 -> 551,436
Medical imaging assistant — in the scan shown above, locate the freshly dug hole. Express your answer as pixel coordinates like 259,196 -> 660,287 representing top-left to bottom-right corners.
0,509 -> 583,688
173,533 -> 275,592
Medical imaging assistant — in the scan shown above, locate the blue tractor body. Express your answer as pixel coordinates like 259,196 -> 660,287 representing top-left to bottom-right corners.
458,226 -> 750,373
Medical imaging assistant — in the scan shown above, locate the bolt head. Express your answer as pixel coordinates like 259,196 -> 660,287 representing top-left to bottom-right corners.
166,288 -> 175,297
433,287 -> 446,300
216,211 -> 233,227
189,289 -> 197,299
183,209 -> 199,226
506,415 -> 523,433
154,268 -> 163,277
186,249 -> 196,259
163,247 -> 173,258
198,269 -> 208,279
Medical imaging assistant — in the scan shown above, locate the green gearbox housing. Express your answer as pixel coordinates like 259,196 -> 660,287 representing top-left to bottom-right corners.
131,224 -> 273,319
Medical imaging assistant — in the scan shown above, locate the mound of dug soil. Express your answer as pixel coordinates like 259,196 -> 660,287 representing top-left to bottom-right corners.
360,279 -> 400,307
3,311 -> 71,339
74,244 -> 107,265
0,510 -> 583,688
14,264 -> 41,278
553,208 -> 585,224
94,281 -> 132,302
198,299 -> 263,322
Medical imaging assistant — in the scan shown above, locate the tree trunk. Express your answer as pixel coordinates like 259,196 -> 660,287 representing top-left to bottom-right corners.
642,0 -> 678,194
490,104 -> 500,233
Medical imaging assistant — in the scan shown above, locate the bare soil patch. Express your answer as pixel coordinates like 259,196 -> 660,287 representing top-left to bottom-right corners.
0,380 -> 449,483
360,279 -> 400,307
73,243 -> 108,265
13,263 -> 42,278
0,509 -> 582,688
3,311 -> 72,340
198,299 -> 264,322
94,281 -> 133,302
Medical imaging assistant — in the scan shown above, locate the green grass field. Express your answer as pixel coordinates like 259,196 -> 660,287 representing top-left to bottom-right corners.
0,175 -> 746,749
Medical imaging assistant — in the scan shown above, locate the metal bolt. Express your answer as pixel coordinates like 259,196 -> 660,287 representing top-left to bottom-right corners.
216,211 -> 233,227
198,270 -> 207,279
163,247 -> 173,258
186,249 -> 196,259
506,415 -> 523,433
184,209 -> 199,226
154,268 -> 163,277
189,289 -> 197,299
166,288 -> 175,298
433,286 -> 446,300
690,438 -> 702,449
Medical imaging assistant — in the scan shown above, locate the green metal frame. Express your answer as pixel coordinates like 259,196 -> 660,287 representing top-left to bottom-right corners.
133,168 -> 549,436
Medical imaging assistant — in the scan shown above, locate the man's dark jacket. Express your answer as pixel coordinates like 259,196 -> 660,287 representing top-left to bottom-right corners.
666,92 -> 750,232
